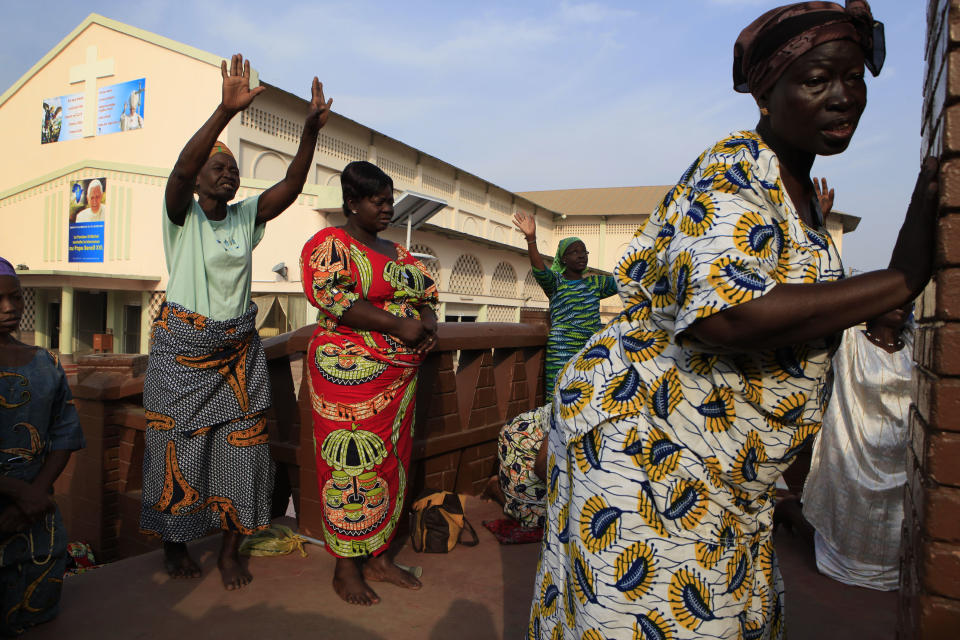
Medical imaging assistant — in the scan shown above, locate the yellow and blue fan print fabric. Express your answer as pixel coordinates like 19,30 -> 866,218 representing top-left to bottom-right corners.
529,131 -> 843,639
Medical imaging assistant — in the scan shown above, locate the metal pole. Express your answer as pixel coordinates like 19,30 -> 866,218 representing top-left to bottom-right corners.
406,216 -> 412,249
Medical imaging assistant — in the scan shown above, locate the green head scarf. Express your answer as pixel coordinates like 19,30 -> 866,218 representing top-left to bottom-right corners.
551,237 -> 583,273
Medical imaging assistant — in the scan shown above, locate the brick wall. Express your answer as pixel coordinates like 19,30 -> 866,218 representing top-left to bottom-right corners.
899,0 -> 960,636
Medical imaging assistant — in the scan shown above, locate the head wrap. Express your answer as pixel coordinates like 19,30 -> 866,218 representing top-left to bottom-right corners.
733,0 -> 884,98
209,141 -> 235,159
0,257 -> 17,278
551,237 -> 584,273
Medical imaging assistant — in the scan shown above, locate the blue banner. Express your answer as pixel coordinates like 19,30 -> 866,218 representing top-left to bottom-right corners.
68,221 -> 105,263
42,78 -> 144,144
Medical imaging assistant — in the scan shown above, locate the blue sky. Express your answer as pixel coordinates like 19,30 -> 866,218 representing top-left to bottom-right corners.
1,1 -> 927,272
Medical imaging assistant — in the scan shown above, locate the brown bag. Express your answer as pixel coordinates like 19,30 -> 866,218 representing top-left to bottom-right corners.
409,490 -> 479,553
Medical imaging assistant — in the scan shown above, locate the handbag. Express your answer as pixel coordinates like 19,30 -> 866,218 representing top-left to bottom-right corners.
409,490 -> 479,553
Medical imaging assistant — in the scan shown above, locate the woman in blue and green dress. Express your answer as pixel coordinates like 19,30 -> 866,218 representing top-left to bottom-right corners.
512,212 -> 618,398
488,215 -> 617,528
0,258 -> 85,636
528,2 -> 939,638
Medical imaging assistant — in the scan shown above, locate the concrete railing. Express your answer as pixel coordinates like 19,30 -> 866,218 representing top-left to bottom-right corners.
54,321 -> 547,561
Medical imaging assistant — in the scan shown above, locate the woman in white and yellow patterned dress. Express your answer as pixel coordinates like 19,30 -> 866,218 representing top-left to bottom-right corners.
528,2 -> 938,639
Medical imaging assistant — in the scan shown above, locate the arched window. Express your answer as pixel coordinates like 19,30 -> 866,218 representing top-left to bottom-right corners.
252,152 -> 288,181
449,255 -> 484,295
409,243 -> 441,289
523,269 -> 548,302
490,262 -> 518,298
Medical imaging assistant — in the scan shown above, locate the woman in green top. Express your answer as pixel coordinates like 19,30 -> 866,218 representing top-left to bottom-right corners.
141,54 -> 332,591
513,212 -> 618,398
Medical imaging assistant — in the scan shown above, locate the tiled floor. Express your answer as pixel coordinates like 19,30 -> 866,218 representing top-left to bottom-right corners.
34,497 -> 896,639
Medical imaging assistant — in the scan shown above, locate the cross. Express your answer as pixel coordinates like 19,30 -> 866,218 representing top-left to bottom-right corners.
69,46 -> 114,138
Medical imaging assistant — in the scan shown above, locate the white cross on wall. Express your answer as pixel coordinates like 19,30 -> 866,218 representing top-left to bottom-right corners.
69,46 -> 115,138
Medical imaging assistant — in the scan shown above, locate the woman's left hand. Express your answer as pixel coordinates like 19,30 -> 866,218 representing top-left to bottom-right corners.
13,482 -> 55,522
411,328 -> 438,356
421,314 -> 438,335
304,77 -> 333,131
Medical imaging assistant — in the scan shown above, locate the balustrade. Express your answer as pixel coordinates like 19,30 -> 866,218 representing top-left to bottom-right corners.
54,321 -> 546,560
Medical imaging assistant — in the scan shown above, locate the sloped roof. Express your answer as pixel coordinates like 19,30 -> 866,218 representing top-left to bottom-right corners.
0,13 -> 237,108
518,186 -> 673,217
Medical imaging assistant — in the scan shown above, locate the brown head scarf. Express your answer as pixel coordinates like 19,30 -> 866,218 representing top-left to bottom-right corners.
733,0 -> 884,99
208,140 -> 235,159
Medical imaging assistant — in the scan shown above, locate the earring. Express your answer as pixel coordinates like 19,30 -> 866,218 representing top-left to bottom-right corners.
760,106 -> 769,116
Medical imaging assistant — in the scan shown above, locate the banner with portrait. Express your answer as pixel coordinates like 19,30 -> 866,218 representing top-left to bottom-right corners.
68,177 -> 106,263
42,78 -> 145,144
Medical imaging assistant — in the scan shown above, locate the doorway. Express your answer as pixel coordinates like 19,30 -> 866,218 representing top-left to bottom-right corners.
123,305 -> 141,354
75,291 -> 107,354
48,302 -> 60,350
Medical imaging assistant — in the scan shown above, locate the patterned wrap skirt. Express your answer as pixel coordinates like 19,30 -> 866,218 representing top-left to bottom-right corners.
140,302 -> 274,541
498,406 -> 549,528
0,509 -> 67,636
309,353 -> 419,559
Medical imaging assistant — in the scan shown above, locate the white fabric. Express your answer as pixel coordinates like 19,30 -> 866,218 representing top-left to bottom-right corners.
813,531 -> 898,591
75,204 -> 105,222
802,327 -> 913,591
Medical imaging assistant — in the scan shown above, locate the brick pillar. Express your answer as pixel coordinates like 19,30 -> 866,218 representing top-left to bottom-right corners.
899,1 -> 960,636
57,354 -> 149,562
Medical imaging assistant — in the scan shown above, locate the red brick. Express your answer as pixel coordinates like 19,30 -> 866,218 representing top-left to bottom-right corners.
936,214 -> 960,266
939,156 -> 960,210
949,0 -> 960,45
913,369 -> 960,432
920,539 -> 960,599
936,269 -> 960,319
915,323 -> 960,376
475,387 -> 497,409
429,392 -> 458,417
914,593 -> 960,639
928,430 -> 960,487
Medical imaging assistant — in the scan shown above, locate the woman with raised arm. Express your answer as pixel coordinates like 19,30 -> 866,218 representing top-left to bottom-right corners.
528,2 -> 938,638
513,212 -> 617,398
0,258 -> 84,635
301,161 -> 439,606
140,54 -> 332,591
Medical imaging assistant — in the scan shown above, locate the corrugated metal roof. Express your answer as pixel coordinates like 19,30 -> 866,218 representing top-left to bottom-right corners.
518,186 -> 674,216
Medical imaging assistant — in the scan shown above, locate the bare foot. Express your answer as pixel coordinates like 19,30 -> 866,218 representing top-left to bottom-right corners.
334,557 -> 380,606
480,474 -> 505,506
218,530 -> 252,591
163,542 -> 201,579
363,553 -> 422,590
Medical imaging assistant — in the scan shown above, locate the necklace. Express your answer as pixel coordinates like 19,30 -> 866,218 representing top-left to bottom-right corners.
863,330 -> 903,349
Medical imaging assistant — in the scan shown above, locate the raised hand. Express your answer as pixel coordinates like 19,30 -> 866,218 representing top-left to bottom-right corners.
220,54 -> 266,114
305,77 -> 333,131
813,177 -> 835,217
512,211 -> 537,239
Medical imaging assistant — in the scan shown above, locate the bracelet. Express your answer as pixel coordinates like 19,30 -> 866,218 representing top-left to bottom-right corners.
526,238 -> 537,244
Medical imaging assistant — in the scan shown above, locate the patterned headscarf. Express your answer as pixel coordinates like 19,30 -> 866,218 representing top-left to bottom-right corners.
733,0 -> 884,98
551,237 -> 583,273
0,257 -> 16,278
209,140 -> 235,159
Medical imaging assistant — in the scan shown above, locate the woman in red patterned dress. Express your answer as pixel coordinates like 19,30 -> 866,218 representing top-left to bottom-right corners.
301,161 -> 439,606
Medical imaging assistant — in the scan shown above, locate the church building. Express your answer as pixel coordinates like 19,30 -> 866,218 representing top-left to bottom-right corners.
0,14 -> 858,365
